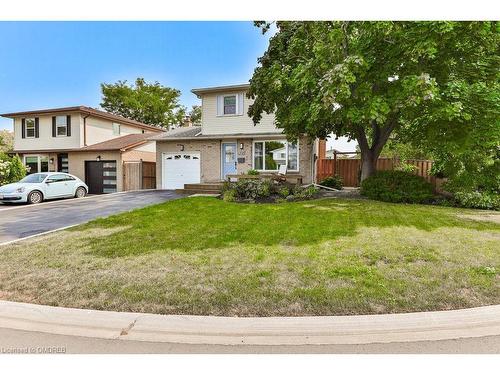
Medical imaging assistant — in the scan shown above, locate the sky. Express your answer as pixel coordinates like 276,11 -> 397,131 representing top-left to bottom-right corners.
0,21 -> 356,151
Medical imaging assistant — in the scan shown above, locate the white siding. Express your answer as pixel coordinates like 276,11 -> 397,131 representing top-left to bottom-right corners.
13,113 -> 82,151
84,116 -> 146,145
201,90 -> 279,135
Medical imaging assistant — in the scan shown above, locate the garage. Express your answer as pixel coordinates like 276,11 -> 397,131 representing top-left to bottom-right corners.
85,160 -> 117,194
162,152 -> 200,189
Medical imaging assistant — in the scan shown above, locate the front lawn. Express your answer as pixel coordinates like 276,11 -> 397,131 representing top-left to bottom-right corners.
0,197 -> 498,316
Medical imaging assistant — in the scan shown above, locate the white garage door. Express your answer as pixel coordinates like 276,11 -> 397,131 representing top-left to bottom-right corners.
162,153 -> 201,189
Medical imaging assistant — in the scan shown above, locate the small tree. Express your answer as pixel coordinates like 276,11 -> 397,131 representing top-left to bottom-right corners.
189,105 -> 202,125
101,78 -> 186,128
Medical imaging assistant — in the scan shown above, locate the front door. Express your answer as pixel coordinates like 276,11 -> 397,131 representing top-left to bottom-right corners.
222,143 -> 237,179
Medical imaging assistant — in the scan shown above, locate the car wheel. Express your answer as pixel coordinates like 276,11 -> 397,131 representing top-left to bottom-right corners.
75,187 -> 87,198
28,190 -> 43,204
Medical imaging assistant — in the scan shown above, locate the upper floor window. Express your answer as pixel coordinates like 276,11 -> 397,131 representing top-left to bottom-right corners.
56,116 -> 68,136
112,123 -> 121,135
25,118 -> 36,138
217,93 -> 243,116
52,115 -> 71,137
223,95 -> 237,115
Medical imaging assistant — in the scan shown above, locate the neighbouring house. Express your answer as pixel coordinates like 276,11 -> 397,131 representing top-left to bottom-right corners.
0,106 -> 164,193
151,83 -> 322,190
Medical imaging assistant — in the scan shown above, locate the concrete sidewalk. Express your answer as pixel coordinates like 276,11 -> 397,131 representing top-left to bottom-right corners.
1,300 -> 499,347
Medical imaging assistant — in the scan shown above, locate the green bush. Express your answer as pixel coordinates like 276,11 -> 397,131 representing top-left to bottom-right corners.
453,191 -> 500,210
247,169 -> 260,175
360,170 -> 434,204
222,189 -> 237,202
224,179 -> 275,201
294,185 -> 319,199
0,153 -> 27,186
278,186 -> 290,198
319,175 -> 343,190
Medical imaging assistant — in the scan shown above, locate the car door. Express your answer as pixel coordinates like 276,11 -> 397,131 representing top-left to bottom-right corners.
44,174 -> 73,198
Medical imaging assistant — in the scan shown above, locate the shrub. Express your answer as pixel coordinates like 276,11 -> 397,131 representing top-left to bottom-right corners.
278,186 -> 290,198
227,179 -> 275,200
360,170 -> 434,204
247,169 -> 260,175
294,185 -> 319,199
319,175 -> 343,190
0,153 -> 26,186
222,189 -> 237,202
453,191 -> 500,210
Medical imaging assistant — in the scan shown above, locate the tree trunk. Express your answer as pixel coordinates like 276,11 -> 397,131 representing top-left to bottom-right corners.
355,120 -> 397,182
360,149 -> 377,182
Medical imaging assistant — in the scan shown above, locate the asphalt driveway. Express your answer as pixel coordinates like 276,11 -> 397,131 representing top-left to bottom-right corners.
0,190 -> 184,244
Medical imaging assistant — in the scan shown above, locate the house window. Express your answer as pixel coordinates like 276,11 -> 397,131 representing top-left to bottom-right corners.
112,123 -> 121,135
253,140 -> 299,172
25,118 -> 35,138
56,116 -> 68,136
223,95 -> 237,115
24,155 -> 49,174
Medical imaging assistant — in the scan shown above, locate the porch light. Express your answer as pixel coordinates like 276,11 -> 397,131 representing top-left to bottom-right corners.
96,155 -> 101,162
49,158 -> 54,164
178,144 -> 185,151
240,143 -> 244,150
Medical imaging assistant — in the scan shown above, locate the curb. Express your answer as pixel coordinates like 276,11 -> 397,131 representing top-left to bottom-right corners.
1,300 -> 499,346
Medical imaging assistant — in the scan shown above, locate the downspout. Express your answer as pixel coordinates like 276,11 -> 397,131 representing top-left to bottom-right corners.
82,113 -> 90,146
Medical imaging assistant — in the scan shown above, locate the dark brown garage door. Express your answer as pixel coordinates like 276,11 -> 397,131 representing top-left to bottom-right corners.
85,160 -> 117,194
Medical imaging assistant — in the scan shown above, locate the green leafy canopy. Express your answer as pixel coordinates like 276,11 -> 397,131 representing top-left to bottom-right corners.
248,22 -> 499,180
100,78 -> 186,128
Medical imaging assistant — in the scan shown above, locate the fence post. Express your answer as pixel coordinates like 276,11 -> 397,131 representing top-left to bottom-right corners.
333,151 -> 337,176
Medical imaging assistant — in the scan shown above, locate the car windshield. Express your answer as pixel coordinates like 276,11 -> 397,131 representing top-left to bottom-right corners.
19,173 -> 48,183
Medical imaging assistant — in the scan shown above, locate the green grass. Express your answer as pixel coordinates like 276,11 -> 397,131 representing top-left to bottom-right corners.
0,197 -> 498,316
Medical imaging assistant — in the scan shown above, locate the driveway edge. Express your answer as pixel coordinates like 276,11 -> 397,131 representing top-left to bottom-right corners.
1,300 -> 499,346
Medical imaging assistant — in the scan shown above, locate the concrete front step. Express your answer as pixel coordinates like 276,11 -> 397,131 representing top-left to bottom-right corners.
176,189 -> 222,195
184,183 -> 223,190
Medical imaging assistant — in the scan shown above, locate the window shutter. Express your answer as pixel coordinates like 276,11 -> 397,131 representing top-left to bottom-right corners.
35,118 -> 39,138
52,116 -> 56,137
216,95 -> 223,116
21,118 -> 26,139
237,93 -> 244,115
66,115 -> 71,137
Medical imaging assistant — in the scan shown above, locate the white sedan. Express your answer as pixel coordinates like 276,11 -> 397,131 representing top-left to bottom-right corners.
0,172 -> 88,204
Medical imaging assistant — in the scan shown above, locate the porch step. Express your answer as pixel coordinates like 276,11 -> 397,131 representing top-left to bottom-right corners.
176,182 -> 223,195
183,183 -> 223,191
176,189 -> 222,195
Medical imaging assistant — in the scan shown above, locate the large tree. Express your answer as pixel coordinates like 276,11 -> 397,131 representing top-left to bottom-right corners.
101,78 -> 186,128
248,22 -> 499,181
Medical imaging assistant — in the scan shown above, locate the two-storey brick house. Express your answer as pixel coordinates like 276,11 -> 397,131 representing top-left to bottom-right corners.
152,84 -> 320,190
1,106 -> 164,193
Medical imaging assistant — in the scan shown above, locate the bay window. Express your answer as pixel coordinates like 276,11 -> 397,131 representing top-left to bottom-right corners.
253,140 -> 299,172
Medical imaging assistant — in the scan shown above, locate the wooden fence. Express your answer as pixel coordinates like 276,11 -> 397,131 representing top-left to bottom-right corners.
123,161 -> 156,191
316,155 -> 436,188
